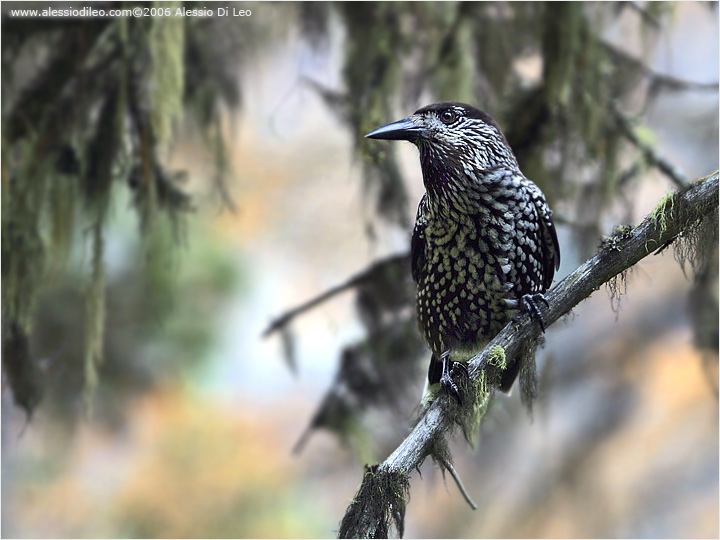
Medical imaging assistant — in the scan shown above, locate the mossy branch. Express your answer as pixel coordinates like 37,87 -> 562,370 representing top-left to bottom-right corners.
338,171 -> 719,539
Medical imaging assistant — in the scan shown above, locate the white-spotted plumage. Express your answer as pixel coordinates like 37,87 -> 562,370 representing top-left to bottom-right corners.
367,101 -> 560,396
407,103 -> 560,387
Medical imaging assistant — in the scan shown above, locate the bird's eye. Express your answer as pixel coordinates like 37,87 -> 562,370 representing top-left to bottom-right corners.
439,110 -> 457,124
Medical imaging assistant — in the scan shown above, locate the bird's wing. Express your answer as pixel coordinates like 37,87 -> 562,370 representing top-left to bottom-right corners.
411,194 -> 429,283
526,181 -> 561,289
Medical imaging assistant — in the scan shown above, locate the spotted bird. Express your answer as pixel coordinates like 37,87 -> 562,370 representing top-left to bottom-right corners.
366,102 -> 560,403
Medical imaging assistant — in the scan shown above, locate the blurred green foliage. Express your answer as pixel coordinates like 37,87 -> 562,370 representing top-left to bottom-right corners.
29,206 -> 241,428
1,4 -> 243,417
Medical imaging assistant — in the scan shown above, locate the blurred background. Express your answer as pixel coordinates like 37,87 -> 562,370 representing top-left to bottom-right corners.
1,2 -> 718,538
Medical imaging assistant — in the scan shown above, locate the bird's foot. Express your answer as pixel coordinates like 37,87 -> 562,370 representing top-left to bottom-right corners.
520,293 -> 549,333
440,353 -> 467,405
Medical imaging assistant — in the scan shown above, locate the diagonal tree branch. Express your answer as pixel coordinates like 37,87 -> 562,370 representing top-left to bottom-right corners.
609,101 -> 690,189
338,171 -> 719,539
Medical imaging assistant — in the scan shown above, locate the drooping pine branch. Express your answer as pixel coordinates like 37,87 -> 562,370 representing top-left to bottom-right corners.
338,171 -> 719,539
262,253 -> 410,337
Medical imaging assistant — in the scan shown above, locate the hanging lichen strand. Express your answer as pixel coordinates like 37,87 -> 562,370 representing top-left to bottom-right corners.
149,4 -> 185,146
335,2 -> 411,228
83,222 -> 105,415
1,14 -> 242,416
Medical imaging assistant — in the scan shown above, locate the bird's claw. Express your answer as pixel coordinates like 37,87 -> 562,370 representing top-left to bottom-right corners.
440,372 -> 464,405
440,354 -> 467,405
520,293 -> 549,332
451,361 -> 469,377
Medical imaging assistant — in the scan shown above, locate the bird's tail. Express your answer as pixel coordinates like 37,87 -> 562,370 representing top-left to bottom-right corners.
498,356 -> 521,392
420,354 -> 443,407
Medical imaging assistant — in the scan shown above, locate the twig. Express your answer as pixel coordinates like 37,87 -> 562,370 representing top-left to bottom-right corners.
436,453 -> 478,510
602,41 -> 719,93
263,253 -> 409,337
609,102 -> 690,189
338,172 -> 719,538
628,1 -> 663,29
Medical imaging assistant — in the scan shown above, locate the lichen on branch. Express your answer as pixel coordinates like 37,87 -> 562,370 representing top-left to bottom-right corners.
338,171 -> 719,539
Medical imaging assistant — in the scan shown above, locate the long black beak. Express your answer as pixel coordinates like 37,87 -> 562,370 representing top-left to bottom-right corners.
365,117 -> 423,141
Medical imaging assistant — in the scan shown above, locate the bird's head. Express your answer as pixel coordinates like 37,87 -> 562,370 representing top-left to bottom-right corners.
366,102 -> 518,173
